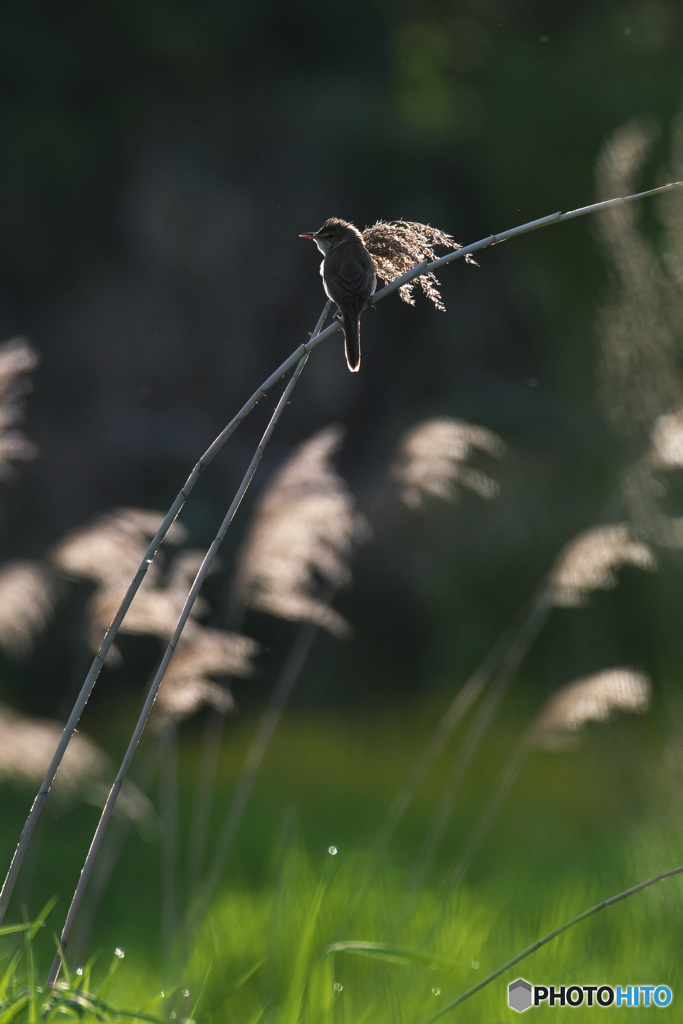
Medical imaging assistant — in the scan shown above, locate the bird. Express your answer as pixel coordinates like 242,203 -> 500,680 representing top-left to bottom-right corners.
300,218 -> 377,372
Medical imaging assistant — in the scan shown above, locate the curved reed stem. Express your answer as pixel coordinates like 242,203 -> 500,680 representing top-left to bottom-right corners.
46,352 -> 310,986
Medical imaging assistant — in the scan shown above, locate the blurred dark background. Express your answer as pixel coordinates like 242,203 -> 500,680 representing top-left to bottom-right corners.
1,0 -> 683,720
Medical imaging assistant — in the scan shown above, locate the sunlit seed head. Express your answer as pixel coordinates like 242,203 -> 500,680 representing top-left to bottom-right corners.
76,968 -> 83,976
328,845 -> 338,855
114,947 -> 125,958
0,560 -> 58,659
651,409 -> 683,468
333,983 -> 343,992
532,668 -> 651,750
362,220 -> 469,310
0,337 -> 39,480
594,117 -> 683,442
182,990 -> 190,998
392,417 -> 505,509
432,988 -> 441,995
153,628 -> 259,729
232,426 -> 369,637
545,524 -> 655,607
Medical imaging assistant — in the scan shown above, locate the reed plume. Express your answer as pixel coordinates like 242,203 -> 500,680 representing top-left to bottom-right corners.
391,417 -> 505,508
231,425 -> 369,637
531,667 -> 651,750
544,524 -> 655,608
0,561 -> 58,659
0,704 -> 154,832
362,220 -> 473,309
0,337 -> 39,478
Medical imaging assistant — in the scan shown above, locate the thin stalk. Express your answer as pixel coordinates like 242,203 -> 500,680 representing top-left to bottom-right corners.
159,725 -> 179,982
3,182 -> 678,928
409,599 -> 551,895
69,744 -> 160,964
419,864 -> 683,1024
440,728 -> 534,895
46,352 -> 310,986
187,611 -> 326,938
185,600 -> 249,897
370,603 -> 532,866
185,708 -> 226,894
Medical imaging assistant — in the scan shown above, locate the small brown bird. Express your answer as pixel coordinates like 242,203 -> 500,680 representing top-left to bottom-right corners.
300,218 -> 377,372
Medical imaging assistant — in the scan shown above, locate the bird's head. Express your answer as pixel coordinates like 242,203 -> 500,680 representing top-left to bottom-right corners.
300,218 -> 362,255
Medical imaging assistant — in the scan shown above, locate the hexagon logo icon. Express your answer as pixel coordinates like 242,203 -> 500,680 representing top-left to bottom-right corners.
508,978 -> 533,1012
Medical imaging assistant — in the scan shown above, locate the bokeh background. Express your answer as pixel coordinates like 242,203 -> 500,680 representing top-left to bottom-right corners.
2,0 -> 683,1008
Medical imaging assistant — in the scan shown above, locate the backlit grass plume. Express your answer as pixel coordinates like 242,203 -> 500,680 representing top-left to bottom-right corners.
51,509 -> 258,715
544,524 -> 655,608
532,667 -> 651,750
651,407 -> 683,468
0,705 -> 154,831
231,425 -> 369,638
51,508 -> 187,663
0,336 -> 39,479
154,628 -> 258,728
362,220 -> 468,309
391,417 -> 505,509
0,561 -> 58,659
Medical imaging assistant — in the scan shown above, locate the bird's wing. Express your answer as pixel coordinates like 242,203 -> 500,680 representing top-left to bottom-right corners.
324,246 -> 376,314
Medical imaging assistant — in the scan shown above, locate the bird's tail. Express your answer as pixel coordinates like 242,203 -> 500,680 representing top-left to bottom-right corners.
342,312 -> 361,372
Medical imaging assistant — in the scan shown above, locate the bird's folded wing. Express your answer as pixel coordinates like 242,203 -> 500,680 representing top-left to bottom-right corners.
324,248 -> 375,314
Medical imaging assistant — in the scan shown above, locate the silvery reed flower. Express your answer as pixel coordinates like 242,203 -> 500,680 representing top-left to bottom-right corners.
651,408 -> 683,468
0,336 -> 39,478
391,416 -> 505,509
153,628 -> 259,728
0,703 -> 154,831
51,507 -> 188,662
51,508 -> 258,717
231,425 -> 369,638
532,668 -> 651,750
544,524 -> 656,608
362,219 -> 474,309
0,561 -> 58,658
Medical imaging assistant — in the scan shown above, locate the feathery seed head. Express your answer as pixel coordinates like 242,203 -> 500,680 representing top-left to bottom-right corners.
532,668 -> 651,750
391,417 -> 505,508
651,408 -> 683,467
232,425 -> 369,637
0,561 -> 58,659
0,704 -> 155,832
51,507 -> 186,589
545,524 -> 656,608
0,337 -> 39,478
362,220 -> 468,309
154,629 -> 258,728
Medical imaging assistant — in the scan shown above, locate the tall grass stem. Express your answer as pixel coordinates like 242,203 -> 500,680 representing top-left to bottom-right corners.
410,600 -> 551,894
46,352 -> 310,986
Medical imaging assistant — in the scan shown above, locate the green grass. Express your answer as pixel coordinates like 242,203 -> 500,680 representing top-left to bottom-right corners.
1,700 -> 681,1022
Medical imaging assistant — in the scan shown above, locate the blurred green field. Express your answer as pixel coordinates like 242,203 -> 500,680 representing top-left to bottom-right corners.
1,693 -> 681,1021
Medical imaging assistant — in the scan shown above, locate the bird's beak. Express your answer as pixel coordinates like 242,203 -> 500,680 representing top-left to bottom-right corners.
299,232 -> 316,239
